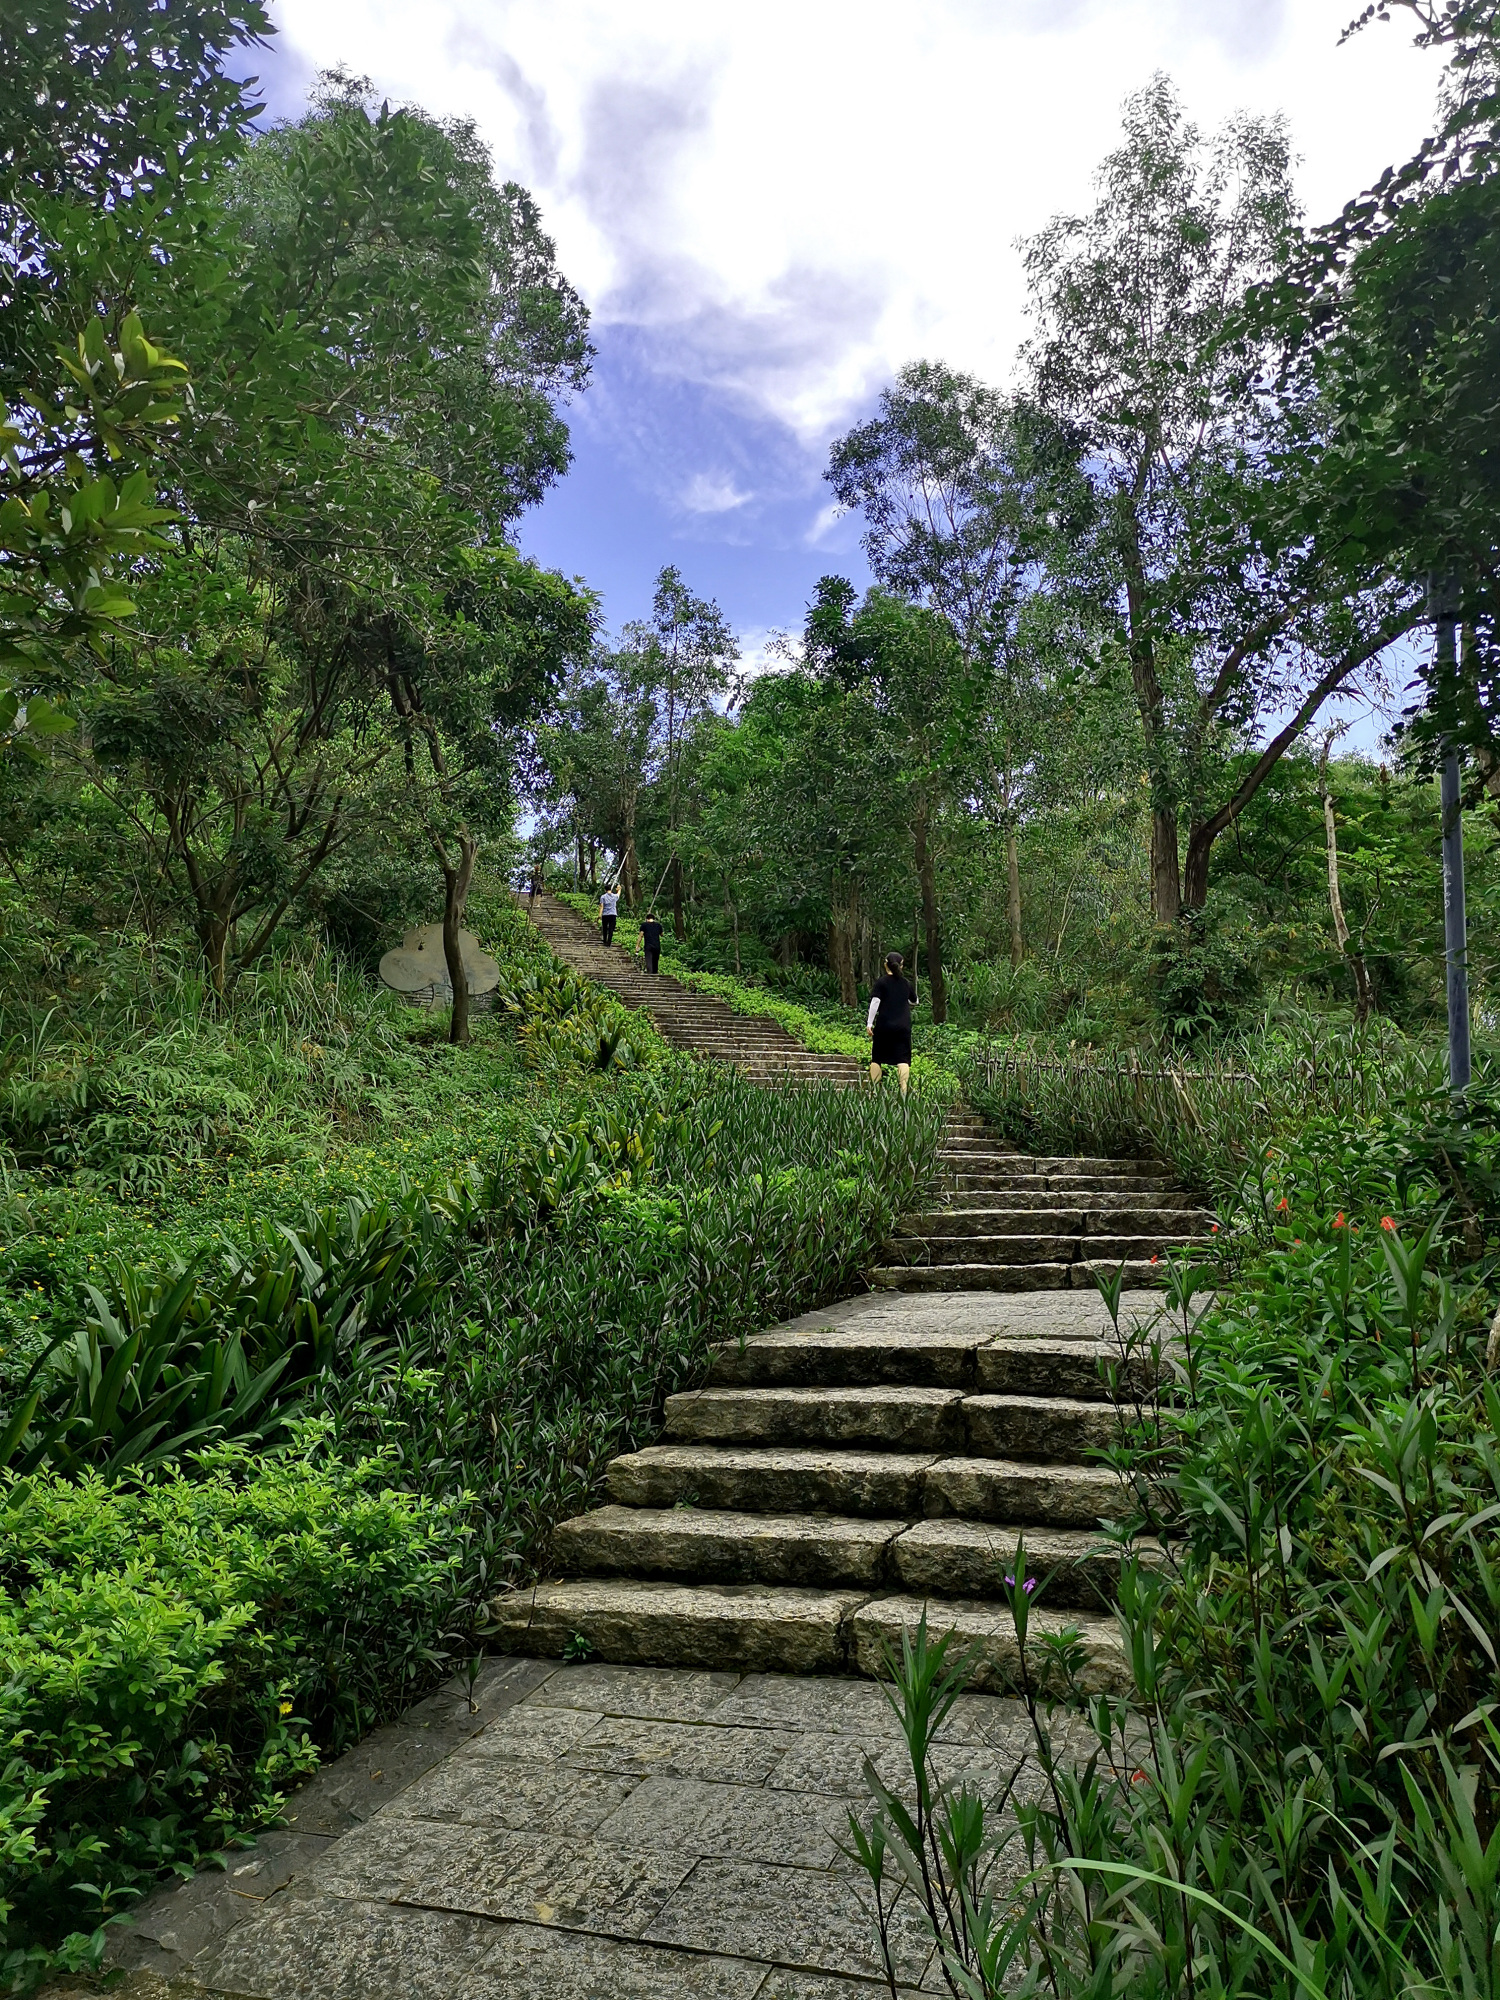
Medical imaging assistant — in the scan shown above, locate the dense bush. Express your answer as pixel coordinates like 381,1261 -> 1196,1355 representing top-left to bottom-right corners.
1,1444 -> 467,1987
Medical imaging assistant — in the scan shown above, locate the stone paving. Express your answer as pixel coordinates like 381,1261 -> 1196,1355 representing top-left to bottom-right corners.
97,1649 -> 1078,1999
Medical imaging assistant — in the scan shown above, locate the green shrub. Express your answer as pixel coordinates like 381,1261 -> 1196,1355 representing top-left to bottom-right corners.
1,1443 -> 467,1986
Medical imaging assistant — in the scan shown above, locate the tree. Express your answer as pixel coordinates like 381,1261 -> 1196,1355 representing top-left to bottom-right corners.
0,0 -> 267,743
617,567 -> 737,936
73,75 -> 594,992
381,548 -> 594,1041
826,365 -> 1081,964
1023,77 -> 1421,927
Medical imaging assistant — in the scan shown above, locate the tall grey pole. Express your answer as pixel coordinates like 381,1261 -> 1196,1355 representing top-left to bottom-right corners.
1431,579 -> 1471,1093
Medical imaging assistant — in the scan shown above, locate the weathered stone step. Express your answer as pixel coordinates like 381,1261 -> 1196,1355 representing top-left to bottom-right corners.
884,1233 -> 1210,1268
708,1326 -> 1160,1399
486,1577 -> 1130,1692
554,1505 -> 1158,1608
853,1595 -> 1129,1696
947,1172 -> 1182,1196
940,1152 -> 1164,1175
486,1577 -> 866,1674
936,1188 -> 1209,1214
664,1384 -> 966,1452
554,1504 -> 900,1587
898,1206 -> 1214,1236
891,1518 -> 1161,1607
663,1385 -> 1118,1460
607,1444 -> 1129,1525
608,1444 -> 939,1516
869,1259 -> 1176,1292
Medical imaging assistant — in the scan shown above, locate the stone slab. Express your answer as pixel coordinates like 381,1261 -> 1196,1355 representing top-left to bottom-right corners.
891,1518 -> 1147,1609
608,1444 -> 939,1517
523,1660 -> 742,1722
665,1385 -> 965,1452
923,1455 -> 1127,1527
553,1504 -> 904,1587
962,1392 -> 1119,1461
564,1714 -> 797,1785
760,1289 -> 1163,1342
853,1596 -> 1131,1698
644,1857 -> 934,1986
487,1579 -> 870,1675
198,1891 -> 502,1999
708,1325 -> 990,1389
596,1773 -> 851,1869
384,1746 -> 640,1835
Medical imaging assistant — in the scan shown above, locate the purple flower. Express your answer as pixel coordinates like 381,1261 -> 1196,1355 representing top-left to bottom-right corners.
1004,1576 -> 1037,1594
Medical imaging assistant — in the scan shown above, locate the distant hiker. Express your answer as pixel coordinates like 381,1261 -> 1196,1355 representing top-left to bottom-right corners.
640,909 -> 664,975
528,860 -> 544,908
599,883 -> 620,946
867,950 -> 918,1097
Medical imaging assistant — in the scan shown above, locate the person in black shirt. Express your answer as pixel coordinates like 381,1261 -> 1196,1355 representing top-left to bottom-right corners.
640,909 -> 664,975
866,951 -> 918,1096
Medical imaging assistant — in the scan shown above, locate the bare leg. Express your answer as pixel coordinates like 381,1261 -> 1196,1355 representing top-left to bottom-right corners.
869,1061 -> 882,1085
896,1062 -> 910,1098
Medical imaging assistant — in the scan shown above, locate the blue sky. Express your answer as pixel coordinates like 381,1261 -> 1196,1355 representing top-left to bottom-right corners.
253,0 -> 1442,714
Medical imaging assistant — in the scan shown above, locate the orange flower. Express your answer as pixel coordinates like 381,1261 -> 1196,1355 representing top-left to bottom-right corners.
1333,1212 -> 1346,1229
1381,1216 -> 1396,1232
1276,1197 -> 1289,1212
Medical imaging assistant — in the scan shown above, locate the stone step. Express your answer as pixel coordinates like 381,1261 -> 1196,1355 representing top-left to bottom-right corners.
486,1577 -> 866,1674
944,1152 -> 1168,1176
608,1444 -> 1129,1526
709,1328 -> 1160,1400
937,1188 -> 1209,1214
663,1385 -> 1119,1460
664,1383 -> 967,1452
869,1259 -> 1174,1292
486,1577 -> 1130,1692
852,1594 -> 1129,1696
891,1518 -> 1162,1608
898,1206 -> 1214,1236
609,1444 -> 939,1517
554,1505 -> 1158,1608
883,1233 -> 1211,1267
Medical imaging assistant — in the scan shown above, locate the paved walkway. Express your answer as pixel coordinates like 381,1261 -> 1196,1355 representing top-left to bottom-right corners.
101,1649 -> 1088,1999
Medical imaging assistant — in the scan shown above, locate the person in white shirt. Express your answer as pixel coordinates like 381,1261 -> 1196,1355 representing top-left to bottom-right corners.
599,885 -> 620,946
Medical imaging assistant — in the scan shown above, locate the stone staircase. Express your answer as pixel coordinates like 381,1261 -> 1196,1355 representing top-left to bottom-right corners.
873,1107 -> 1215,1292
488,907 -> 1216,1694
523,889 -> 857,1084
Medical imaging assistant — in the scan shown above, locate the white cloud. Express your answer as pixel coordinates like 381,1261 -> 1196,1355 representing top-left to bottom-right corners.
804,501 -> 844,549
271,0 -> 1445,446
680,472 -> 752,515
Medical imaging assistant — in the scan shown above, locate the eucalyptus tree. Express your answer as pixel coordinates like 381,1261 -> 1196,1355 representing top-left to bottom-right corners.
1023,76 -> 1421,928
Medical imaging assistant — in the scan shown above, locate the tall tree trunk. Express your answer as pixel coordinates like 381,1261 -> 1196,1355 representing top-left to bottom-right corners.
671,854 -> 685,939
1153,808 -> 1183,923
914,808 -> 947,1024
441,831 -> 479,1047
574,828 -> 583,890
588,840 -> 597,891
1319,747 -> 1374,1022
829,873 -> 858,1006
1005,832 -> 1023,969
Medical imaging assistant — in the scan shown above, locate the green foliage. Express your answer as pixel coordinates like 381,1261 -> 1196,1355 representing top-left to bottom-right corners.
0,1443 -> 467,1984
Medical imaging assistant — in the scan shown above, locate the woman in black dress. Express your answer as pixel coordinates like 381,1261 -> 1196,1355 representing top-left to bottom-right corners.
866,951 -> 918,1097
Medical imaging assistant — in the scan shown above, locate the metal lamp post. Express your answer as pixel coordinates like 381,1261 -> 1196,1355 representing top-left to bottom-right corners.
1430,575 -> 1471,1094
